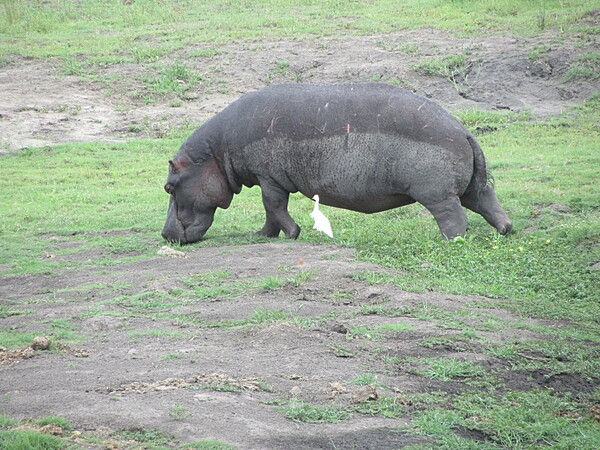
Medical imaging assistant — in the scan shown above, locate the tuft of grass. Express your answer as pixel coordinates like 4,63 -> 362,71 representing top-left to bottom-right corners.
33,416 -> 72,430
455,389 -> 600,448
353,395 -> 408,418
348,373 -> 380,386
114,427 -> 173,446
181,440 -> 236,450
412,52 -> 476,88
0,429 -> 68,450
565,51 -> 600,81
420,357 -> 487,382
143,61 -> 202,100
0,329 -> 40,349
280,400 -> 351,423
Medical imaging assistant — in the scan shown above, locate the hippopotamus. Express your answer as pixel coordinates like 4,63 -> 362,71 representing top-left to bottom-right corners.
161,83 -> 512,244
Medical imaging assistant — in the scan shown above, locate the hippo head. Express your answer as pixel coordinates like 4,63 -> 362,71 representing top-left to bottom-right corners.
161,153 -> 232,244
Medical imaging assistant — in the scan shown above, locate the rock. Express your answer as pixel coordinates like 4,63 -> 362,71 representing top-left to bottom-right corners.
326,382 -> 347,399
31,336 -> 51,350
548,203 -> 572,213
157,246 -> 186,258
352,384 -> 379,403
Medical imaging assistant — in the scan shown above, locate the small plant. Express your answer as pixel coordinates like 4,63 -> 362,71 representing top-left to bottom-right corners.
412,52 -> 475,88
182,440 -> 236,450
115,427 -> 173,446
420,357 -> 486,382
280,400 -> 351,423
330,344 -> 354,358
169,403 -> 191,421
0,430 -> 67,450
528,44 -> 552,61
1,0 -> 21,25
348,373 -> 380,386
565,52 -> 600,81
144,61 -> 202,99
273,60 -> 290,75
33,416 -> 72,430
353,395 -> 408,418
537,6 -> 547,30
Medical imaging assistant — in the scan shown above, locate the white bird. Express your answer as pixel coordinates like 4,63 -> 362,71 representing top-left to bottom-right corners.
310,195 -> 333,238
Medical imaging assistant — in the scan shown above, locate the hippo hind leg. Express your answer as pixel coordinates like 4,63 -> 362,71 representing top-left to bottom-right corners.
460,185 -> 512,235
256,179 -> 301,239
423,196 -> 468,239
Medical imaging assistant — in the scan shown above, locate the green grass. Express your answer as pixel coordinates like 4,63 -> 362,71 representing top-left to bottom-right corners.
410,389 -> 600,449
0,429 -> 69,450
114,427 -> 173,446
0,329 -> 40,349
280,400 -> 351,423
181,441 -> 236,450
2,0 -> 597,60
0,416 -> 73,450
419,357 -> 487,382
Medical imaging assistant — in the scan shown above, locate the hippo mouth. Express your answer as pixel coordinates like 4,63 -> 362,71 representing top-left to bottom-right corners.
161,198 -> 215,245
161,217 -> 210,245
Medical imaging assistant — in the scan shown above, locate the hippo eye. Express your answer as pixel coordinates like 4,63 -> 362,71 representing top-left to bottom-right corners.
164,183 -> 175,194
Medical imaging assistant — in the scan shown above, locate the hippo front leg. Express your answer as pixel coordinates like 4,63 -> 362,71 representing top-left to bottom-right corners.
257,179 -> 301,239
423,197 -> 468,240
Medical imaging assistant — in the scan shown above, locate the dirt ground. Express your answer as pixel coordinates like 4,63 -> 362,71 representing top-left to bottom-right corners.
1,27 -> 599,449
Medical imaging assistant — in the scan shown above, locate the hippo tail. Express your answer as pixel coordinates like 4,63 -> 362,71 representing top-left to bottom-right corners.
466,134 -> 491,194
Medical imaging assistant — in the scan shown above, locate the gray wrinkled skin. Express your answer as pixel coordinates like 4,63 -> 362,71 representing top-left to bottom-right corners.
161,83 -> 512,244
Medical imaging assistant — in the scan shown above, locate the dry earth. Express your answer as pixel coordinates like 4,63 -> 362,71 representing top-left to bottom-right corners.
1,27 -> 599,449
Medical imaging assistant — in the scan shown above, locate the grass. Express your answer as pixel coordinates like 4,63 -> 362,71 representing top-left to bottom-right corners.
411,389 -> 600,449
0,416 -> 73,450
419,357 -> 487,382
280,400 -> 351,423
1,0 -> 597,60
0,429 -> 69,450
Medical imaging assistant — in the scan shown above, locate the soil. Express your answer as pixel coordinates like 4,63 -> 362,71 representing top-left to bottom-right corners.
1,26 -> 599,449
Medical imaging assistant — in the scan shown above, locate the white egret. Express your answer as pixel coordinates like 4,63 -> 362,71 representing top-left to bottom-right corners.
310,195 -> 333,238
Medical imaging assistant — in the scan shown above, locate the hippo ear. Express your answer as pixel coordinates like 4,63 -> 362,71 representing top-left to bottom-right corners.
168,160 -> 176,173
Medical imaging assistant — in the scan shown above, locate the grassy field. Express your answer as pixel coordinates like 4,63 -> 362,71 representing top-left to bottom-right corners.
1,1 -> 599,449
1,0 -> 598,59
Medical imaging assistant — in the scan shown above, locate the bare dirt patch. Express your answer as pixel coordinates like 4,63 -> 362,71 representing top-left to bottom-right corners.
1,29 -> 599,448
1,242 -> 596,448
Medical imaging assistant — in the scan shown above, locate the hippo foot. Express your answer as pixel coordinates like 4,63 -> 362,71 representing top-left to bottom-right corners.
253,224 -> 301,240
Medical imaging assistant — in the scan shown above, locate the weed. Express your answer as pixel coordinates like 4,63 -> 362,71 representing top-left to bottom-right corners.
412,52 -> 476,88
420,357 -> 486,382
528,43 -> 552,60
170,403 -> 191,421
0,329 -> 39,349
280,400 -> 351,423
182,440 -> 236,450
348,373 -> 380,386
454,389 -> 600,448
114,427 -> 173,446
273,60 -> 290,76
33,416 -> 72,430
353,395 -> 408,418
0,429 -> 68,450
144,61 -> 202,99
0,305 -> 28,318
565,51 -> 600,81
330,344 -> 354,358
